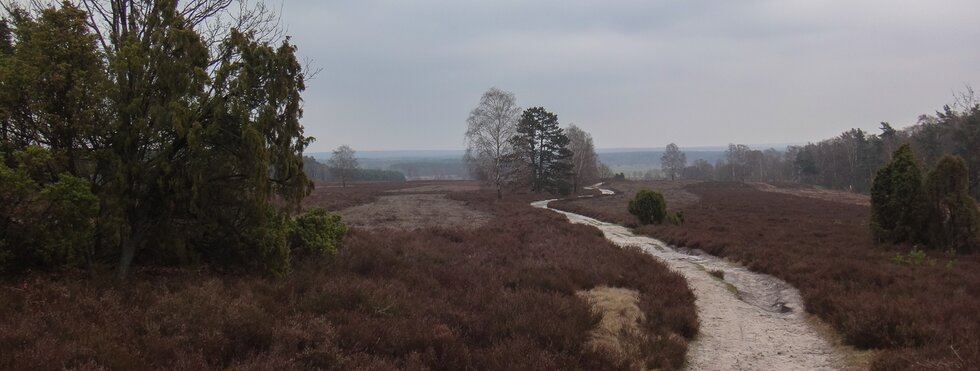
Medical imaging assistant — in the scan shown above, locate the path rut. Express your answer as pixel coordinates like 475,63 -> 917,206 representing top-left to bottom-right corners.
533,185 -> 848,370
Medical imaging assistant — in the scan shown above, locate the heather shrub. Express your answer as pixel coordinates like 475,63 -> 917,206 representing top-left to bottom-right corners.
628,189 -> 667,225
288,208 -> 347,257
665,211 -> 684,225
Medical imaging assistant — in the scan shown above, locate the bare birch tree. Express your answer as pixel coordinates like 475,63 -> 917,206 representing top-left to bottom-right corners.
464,87 -> 520,198
328,145 -> 358,187
566,124 -> 598,192
661,143 -> 687,181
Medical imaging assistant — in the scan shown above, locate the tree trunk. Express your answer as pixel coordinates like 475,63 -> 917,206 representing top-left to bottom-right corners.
116,235 -> 138,279
116,221 -> 146,280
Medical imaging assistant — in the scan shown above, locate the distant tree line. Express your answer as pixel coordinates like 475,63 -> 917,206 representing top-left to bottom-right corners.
303,155 -> 405,183
0,1 -> 343,278
464,88 -> 605,197
660,92 -> 980,200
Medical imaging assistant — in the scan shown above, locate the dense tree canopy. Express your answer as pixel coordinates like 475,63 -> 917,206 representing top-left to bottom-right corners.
0,1 -> 313,277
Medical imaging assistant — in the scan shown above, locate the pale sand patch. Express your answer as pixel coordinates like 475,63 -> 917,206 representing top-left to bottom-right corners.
577,287 -> 646,367
338,194 -> 491,230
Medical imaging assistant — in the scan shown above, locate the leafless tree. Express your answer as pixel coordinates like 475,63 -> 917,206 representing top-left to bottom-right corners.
464,87 -> 520,198
953,85 -> 978,113
596,161 -> 613,180
327,145 -> 358,187
565,124 -> 598,192
726,143 -> 751,181
661,143 -> 687,181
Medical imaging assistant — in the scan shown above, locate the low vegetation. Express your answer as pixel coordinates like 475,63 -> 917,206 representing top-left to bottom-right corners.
628,189 -> 667,224
0,185 -> 698,370
552,180 -> 980,370
871,145 -> 979,253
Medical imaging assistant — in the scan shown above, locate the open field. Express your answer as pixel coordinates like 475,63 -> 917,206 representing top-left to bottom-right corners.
337,194 -> 493,230
0,181 -> 698,370
551,180 -> 980,370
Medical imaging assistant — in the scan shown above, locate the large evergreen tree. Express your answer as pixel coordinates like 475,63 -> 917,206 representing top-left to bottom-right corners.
0,1 -> 311,277
870,144 -> 927,244
510,107 -> 572,195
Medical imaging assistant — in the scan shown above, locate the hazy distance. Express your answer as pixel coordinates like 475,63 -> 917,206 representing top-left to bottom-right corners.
283,1 -> 980,152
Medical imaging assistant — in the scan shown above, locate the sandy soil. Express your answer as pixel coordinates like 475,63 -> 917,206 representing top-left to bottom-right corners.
338,193 -> 491,230
577,287 -> 646,367
752,182 -> 870,206
535,188 -> 853,370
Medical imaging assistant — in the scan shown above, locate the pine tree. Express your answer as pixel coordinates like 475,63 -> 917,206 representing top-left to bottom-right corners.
510,107 -> 573,195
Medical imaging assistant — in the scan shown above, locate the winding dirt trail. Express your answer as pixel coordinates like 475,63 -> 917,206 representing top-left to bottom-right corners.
533,185 -> 849,370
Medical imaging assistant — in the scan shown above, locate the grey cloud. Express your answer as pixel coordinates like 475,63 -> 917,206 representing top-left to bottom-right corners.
282,0 -> 980,151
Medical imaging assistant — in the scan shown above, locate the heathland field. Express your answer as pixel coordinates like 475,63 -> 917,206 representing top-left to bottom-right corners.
552,180 -> 980,370
0,182 -> 698,370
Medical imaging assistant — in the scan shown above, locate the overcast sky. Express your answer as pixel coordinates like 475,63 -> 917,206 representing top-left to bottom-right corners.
280,0 -> 980,152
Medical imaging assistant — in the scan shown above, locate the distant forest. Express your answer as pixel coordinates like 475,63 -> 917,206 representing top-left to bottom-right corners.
303,157 -> 406,182
305,153 -> 470,181
684,97 -> 979,198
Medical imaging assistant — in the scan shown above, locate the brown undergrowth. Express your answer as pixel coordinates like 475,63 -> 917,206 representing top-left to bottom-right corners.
551,180 -> 980,370
0,182 -> 697,370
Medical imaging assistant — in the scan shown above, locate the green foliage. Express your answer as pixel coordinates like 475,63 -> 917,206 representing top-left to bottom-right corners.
0,148 -> 97,272
665,211 -> 685,225
870,144 -> 928,244
36,174 -> 99,266
250,209 -> 292,277
0,157 -> 33,272
628,189 -> 668,225
892,246 -> 935,267
288,208 -> 348,257
510,107 -> 573,195
924,155 -> 979,253
0,3 -> 312,277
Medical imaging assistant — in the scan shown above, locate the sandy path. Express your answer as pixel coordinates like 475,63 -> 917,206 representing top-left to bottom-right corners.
534,186 -> 848,370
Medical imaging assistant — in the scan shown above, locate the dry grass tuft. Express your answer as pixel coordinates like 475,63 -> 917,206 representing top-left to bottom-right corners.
578,287 -> 646,367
